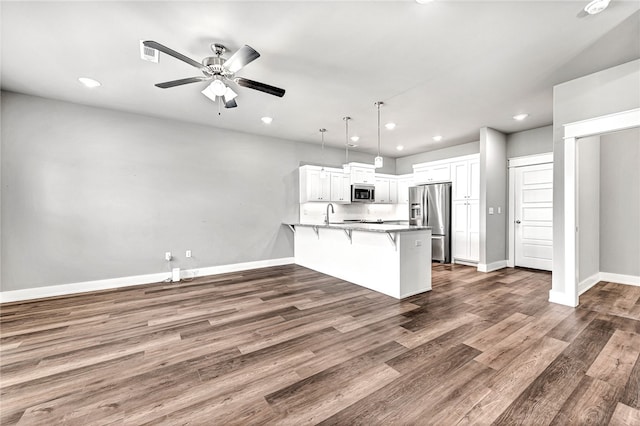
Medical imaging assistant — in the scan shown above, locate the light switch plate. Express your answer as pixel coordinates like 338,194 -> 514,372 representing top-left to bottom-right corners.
489,207 -> 494,215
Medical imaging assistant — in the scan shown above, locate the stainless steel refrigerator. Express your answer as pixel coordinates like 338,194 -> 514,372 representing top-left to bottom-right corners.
408,183 -> 452,263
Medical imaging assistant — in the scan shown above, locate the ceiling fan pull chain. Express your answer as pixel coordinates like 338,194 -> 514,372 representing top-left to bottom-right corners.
218,97 -> 222,116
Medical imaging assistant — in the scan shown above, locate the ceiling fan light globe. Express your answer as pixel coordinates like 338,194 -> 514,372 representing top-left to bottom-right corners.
210,79 -> 228,96
223,87 -> 238,102
201,86 -> 218,102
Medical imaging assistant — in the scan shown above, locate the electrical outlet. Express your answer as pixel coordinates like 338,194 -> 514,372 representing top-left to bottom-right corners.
165,252 -> 172,261
186,250 -> 192,258
415,240 -> 422,247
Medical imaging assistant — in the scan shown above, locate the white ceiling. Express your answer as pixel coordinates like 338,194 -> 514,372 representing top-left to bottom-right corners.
2,1 -> 639,157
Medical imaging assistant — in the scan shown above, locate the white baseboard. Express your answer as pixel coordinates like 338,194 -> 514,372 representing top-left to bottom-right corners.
453,259 -> 478,267
599,272 -> 640,287
548,289 -> 578,307
578,273 -> 601,296
0,257 -> 295,304
477,260 -> 508,273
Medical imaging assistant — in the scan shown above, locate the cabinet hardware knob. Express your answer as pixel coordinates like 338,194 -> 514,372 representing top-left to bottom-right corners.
515,220 -> 521,224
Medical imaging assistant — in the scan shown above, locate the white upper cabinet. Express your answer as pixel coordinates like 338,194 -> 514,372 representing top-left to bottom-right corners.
396,175 -> 414,204
330,172 -> 351,203
348,163 -> 376,185
374,174 -> 398,204
413,162 -> 451,184
299,166 -> 332,202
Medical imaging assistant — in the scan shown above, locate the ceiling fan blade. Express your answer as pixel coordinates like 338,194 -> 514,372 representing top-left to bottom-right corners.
234,77 -> 285,98
155,76 -> 209,89
225,99 -> 238,109
223,45 -> 260,73
143,41 -> 204,70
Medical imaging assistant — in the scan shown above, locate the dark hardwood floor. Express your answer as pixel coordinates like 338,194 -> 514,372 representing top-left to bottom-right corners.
1,264 -> 639,425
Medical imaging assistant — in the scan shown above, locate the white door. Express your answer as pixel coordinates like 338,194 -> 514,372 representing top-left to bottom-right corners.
515,163 -> 553,270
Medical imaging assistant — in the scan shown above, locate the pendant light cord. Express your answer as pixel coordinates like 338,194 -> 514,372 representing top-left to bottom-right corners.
343,116 -> 351,164
375,101 -> 383,157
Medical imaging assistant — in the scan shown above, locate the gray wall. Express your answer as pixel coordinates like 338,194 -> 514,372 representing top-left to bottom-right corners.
395,141 -> 479,174
479,127 -> 508,266
506,125 -> 553,159
1,91 -> 394,291
600,128 -> 640,276
578,136 -> 600,284
552,59 -> 640,294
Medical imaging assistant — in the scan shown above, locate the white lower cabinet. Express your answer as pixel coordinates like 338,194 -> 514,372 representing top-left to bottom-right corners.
452,199 -> 479,262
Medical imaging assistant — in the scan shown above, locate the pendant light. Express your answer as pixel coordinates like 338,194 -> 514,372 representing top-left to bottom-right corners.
343,116 -> 351,173
319,128 -> 328,179
374,101 -> 384,168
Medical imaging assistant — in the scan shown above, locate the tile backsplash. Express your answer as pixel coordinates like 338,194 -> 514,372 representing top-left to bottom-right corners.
299,202 -> 408,224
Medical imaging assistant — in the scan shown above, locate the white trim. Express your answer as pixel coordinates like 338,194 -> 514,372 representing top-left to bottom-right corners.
558,107 -> 640,308
413,153 -> 479,171
600,272 -> 640,287
548,289 -> 578,307
508,152 -> 553,168
0,257 -> 295,304
578,273 -> 601,295
477,260 -> 508,273
508,166 -> 516,268
564,108 -> 640,139
194,257 -> 294,277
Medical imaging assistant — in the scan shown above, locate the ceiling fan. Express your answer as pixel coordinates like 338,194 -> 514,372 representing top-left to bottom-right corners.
142,41 -> 285,109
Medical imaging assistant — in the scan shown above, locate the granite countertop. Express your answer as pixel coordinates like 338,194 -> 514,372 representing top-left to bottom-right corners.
285,222 -> 431,233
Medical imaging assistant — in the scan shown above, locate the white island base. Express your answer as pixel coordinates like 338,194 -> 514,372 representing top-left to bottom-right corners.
292,225 -> 432,299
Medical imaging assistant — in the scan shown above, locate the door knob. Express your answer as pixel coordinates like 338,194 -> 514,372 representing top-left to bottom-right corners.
515,220 -> 521,224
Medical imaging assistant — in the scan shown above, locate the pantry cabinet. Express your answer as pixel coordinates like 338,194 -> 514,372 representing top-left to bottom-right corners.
449,155 -> 480,262
452,198 -> 480,262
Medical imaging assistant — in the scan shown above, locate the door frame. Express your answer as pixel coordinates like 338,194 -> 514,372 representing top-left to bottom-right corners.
550,108 -> 640,307
507,153 -> 554,268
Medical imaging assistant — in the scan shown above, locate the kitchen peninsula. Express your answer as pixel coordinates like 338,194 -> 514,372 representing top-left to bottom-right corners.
286,222 -> 432,299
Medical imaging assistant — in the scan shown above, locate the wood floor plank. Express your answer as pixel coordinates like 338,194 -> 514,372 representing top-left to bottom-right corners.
458,335 -> 568,425
2,264 -> 639,425
610,402 -> 640,426
550,376 -> 621,426
586,329 -> 640,387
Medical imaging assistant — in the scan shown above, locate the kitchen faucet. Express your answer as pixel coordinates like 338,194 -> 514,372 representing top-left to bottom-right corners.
325,203 -> 335,225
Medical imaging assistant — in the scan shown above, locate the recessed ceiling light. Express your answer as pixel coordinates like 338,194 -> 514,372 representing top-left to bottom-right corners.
261,116 -> 273,124
584,0 -> 611,15
350,136 -> 360,142
415,0 -> 434,4
432,135 -> 443,142
396,145 -> 404,151
385,122 -> 396,130
513,113 -> 529,121
78,77 -> 101,88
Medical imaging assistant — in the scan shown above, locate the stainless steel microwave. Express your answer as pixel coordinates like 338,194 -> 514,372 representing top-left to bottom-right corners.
351,184 -> 375,203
